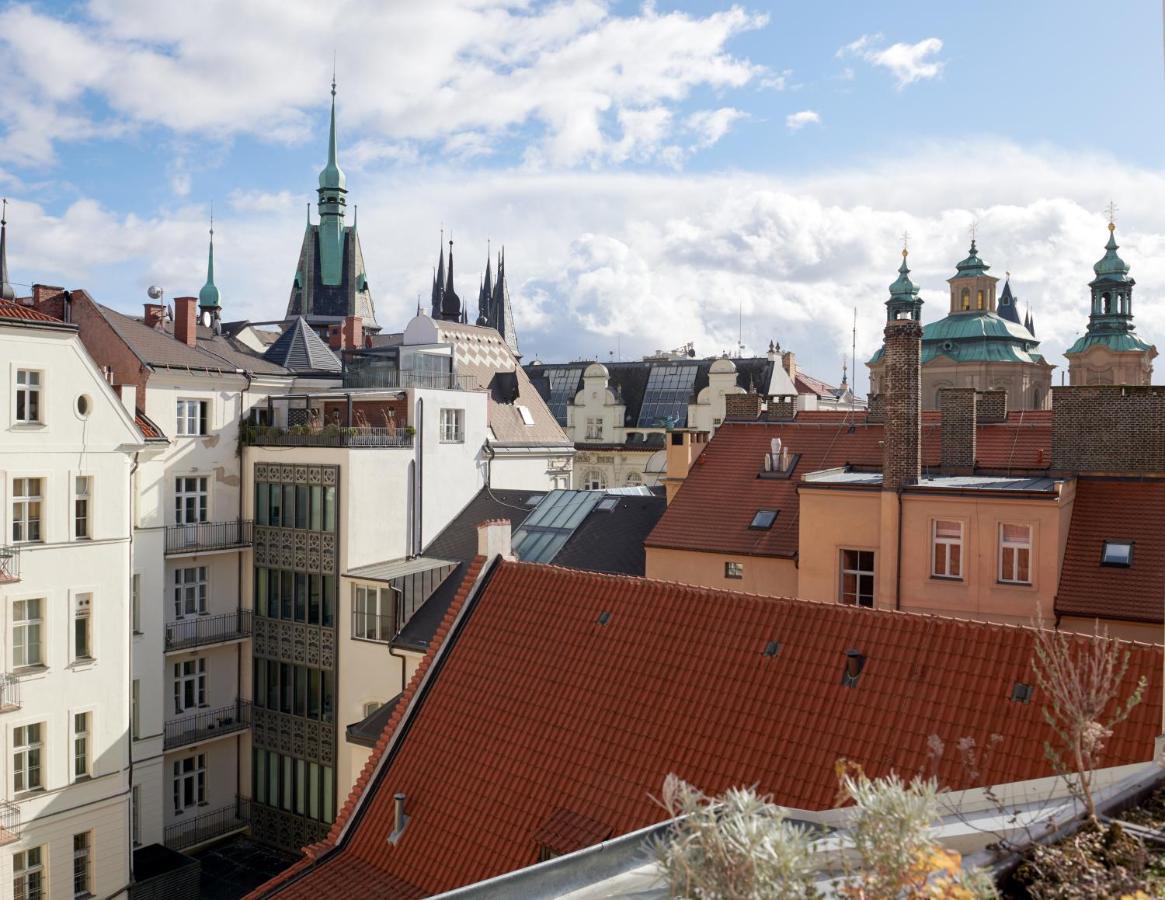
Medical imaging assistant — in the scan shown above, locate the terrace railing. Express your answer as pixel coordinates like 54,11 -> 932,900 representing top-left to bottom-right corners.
241,425 -> 413,449
164,611 -> 252,653
0,545 -> 19,583
164,699 -> 252,751
164,795 -> 250,851
165,520 -> 252,555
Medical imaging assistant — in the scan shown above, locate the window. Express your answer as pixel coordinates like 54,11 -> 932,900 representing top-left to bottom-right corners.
960,288 -> 970,310
585,417 -> 604,440
173,567 -> 207,618
174,477 -> 208,525
72,832 -> 92,898
74,476 -> 91,539
977,289 -> 985,310
173,658 -> 206,714
999,524 -> 1033,584
439,408 -> 464,442
12,478 -> 43,543
15,369 -> 41,423
840,549 -> 875,607
176,399 -> 207,436
931,520 -> 963,579
749,509 -> 778,530
132,680 -> 140,739
73,712 -> 90,780
583,469 -> 607,490
172,753 -> 206,812
13,846 -> 44,900
132,574 -> 141,634
517,405 -> 535,426
13,598 -> 43,668
73,594 -> 92,661
724,561 -> 744,579
353,585 -> 395,642
1101,540 -> 1133,567
132,785 -> 141,846
14,723 -> 43,793
625,472 -> 642,485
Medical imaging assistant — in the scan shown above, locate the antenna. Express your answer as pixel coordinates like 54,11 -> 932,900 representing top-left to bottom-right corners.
851,306 -> 857,415
737,301 -> 743,358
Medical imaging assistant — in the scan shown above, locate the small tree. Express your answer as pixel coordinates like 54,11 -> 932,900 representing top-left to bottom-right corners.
1031,623 -> 1147,824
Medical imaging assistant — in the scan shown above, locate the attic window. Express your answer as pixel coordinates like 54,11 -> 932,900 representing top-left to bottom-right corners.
749,509 -> 778,530
1101,540 -> 1133,567
517,405 -> 535,426
1010,682 -> 1033,703
596,611 -> 612,625
763,640 -> 781,658
597,497 -> 619,511
841,649 -> 866,687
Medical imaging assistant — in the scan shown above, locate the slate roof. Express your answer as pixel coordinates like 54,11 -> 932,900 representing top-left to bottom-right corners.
535,491 -> 664,576
263,317 -> 342,373
646,413 -> 1053,558
1056,478 -> 1165,624
252,560 -> 1163,898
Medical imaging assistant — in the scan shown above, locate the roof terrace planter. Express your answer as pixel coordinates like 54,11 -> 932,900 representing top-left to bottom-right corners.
241,424 -> 414,448
0,545 -> 19,583
164,795 -> 250,851
165,519 -> 253,555
164,699 -> 252,751
0,673 -> 21,714
165,610 -> 252,653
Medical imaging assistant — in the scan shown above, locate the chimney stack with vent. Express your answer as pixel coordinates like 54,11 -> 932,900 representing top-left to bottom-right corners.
389,792 -> 409,845
143,303 -> 166,329
880,319 -> 922,491
174,297 -> 198,348
939,388 -> 977,474
477,518 -> 513,560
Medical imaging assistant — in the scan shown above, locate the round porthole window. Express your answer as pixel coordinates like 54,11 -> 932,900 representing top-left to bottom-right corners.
76,395 -> 92,418
942,341 -> 954,352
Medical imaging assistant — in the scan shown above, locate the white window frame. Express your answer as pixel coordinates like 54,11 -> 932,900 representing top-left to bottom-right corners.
839,549 -> 876,607
13,722 -> 44,793
15,369 -> 42,424
174,476 -> 208,525
931,519 -> 964,580
72,593 -> 93,662
999,523 -> 1033,585
176,399 -> 208,436
12,597 -> 43,668
72,711 -> 91,781
585,417 -> 604,440
13,845 -> 45,900
173,566 -> 208,619
352,585 -> 394,642
583,469 -> 607,491
516,405 -> 535,426
73,476 -> 92,540
12,477 -> 43,544
73,831 -> 92,898
439,408 -> 465,443
172,658 -> 207,714
172,753 -> 207,813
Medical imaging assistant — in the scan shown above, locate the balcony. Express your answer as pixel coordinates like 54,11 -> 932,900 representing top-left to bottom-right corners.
0,673 -> 20,713
164,795 -> 250,851
165,520 -> 253,556
241,424 -> 413,449
0,799 -> 20,846
165,611 -> 252,653
165,699 -> 252,751
0,545 -> 19,583
343,366 -> 480,391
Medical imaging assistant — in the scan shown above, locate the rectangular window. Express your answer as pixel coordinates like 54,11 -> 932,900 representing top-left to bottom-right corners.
74,476 -> 91,539
172,753 -> 206,812
13,597 -> 43,668
12,478 -> 43,543
174,477 -> 208,525
308,574 -> 321,625
1000,524 -> 1033,584
324,487 -> 336,533
13,722 -> 43,793
931,519 -> 963,579
322,671 -> 335,722
308,762 -> 320,820
132,680 -> 140,739
173,658 -> 206,714
268,482 -> 282,527
132,574 -> 141,634
840,549 -> 876,607
176,399 -> 207,436
266,659 -> 278,710
296,484 -> 310,530
353,585 -> 389,640
294,573 -> 307,622
585,417 -> 603,440
724,561 -> 744,579
73,832 -> 92,898
323,766 -> 335,823
73,593 -> 92,661
307,669 -> 321,720
132,784 -> 141,846
173,567 -> 208,618
280,570 -> 293,620
254,748 -> 268,805
1101,539 -> 1133,567
256,482 -> 269,526
323,575 -> 336,627
15,369 -> 42,423
439,408 -> 465,442
13,846 -> 44,900
310,485 -> 323,531
73,712 -> 90,779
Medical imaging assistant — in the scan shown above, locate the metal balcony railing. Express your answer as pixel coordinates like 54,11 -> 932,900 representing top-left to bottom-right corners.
0,799 -> 20,846
342,368 -> 480,391
164,699 -> 252,751
0,545 -> 19,583
240,425 -> 414,448
0,673 -> 20,713
165,520 -> 253,555
164,795 -> 250,851
165,610 -> 252,652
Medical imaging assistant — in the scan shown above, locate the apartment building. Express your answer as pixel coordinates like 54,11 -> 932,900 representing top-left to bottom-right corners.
0,299 -> 145,899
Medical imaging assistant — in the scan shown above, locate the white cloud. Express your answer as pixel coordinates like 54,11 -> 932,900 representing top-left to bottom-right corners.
838,33 -> 944,88
785,110 -> 821,131
685,107 -> 746,150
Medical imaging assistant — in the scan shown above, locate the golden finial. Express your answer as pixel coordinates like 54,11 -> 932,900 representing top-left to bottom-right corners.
1105,200 -> 1118,232
901,229 -> 910,257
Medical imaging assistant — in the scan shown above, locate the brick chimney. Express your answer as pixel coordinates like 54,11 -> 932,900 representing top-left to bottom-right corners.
31,284 -> 66,310
939,387 -> 976,474
781,350 -> 797,383
143,303 -> 166,329
341,315 -> 363,351
881,320 -> 922,491
174,296 -> 198,348
477,518 -> 514,560
724,393 -> 763,421
328,324 -> 342,350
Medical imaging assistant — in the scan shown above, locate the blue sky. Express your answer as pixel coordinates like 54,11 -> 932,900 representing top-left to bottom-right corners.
1,0 -> 1163,393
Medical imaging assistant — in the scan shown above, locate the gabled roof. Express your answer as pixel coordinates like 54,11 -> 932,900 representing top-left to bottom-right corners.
1056,478 -> 1165,624
263,317 -> 342,373
646,414 -> 1053,558
253,560 -> 1163,898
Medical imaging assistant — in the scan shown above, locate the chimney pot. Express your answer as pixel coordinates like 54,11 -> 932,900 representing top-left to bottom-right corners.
174,297 -> 198,347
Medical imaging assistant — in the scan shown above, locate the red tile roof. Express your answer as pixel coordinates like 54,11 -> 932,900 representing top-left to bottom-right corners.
647,416 -> 1052,558
134,412 -> 166,441
0,299 -> 65,324
1056,478 -> 1165,624
254,561 -> 1162,898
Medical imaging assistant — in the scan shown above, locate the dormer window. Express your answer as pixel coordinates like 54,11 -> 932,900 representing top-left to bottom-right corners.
1101,540 -> 1133,567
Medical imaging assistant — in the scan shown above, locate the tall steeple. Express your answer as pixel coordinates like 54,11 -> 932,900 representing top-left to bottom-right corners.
0,199 -> 13,302
198,212 -> 221,314
431,230 -> 445,317
316,75 -> 347,287
491,246 -> 519,357
477,244 -> 492,325
439,237 -> 462,321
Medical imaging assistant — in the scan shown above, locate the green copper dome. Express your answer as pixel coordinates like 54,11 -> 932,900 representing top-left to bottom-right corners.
1091,224 -> 1131,284
952,239 -> 990,278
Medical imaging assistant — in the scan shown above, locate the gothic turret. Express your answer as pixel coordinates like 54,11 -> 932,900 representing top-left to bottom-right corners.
0,199 -> 14,302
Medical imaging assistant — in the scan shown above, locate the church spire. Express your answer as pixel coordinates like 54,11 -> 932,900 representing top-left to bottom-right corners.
0,199 -> 13,302
318,75 -> 346,192
885,240 -> 922,323
439,236 -> 462,321
199,211 -> 221,312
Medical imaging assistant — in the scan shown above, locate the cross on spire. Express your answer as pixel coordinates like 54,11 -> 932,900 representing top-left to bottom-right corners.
900,229 -> 910,256
969,220 -> 978,243
1105,200 -> 1118,231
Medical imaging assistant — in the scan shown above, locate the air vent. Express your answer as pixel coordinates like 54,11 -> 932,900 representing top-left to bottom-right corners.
596,611 -> 611,626
841,649 -> 865,687
763,641 -> 781,658
1010,682 -> 1033,703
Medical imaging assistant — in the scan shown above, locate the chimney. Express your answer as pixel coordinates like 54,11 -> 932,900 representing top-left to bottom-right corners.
881,320 -> 922,491
143,303 -> 166,329
174,297 -> 198,347
342,315 -> 363,351
389,792 -> 409,845
476,518 -> 514,560
939,388 -> 976,474
328,323 -> 342,350
664,430 -> 708,504
724,393 -> 763,421
781,350 -> 796,383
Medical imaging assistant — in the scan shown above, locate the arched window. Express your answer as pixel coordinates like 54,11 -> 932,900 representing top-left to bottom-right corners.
1102,292 -> 1112,314
583,469 -> 607,490
976,290 -> 985,310
625,472 -> 642,485
960,288 -> 970,310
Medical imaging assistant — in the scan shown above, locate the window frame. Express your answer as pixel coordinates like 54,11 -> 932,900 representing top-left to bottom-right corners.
172,753 -> 207,813
352,584 -> 396,642
931,519 -> 964,580
839,548 -> 876,608
999,523 -> 1034,585
13,721 -> 44,794
172,658 -> 207,714
438,408 -> 465,443
11,477 -> 44,544
13,845 -> 45,900
749,509 -> 778,530
724,561 -> 744,580
585,417 -> 604,440
173,476 -> 208,526
12,597 -> 44,669
73,831 -> 92,898
73,476 -> 92,540
176,399 -> 208,437
72,593 -> 93,662
72,712 -> 91,781
582,469 -> 607,491
15,369 -> 43,424
1101,539 -> 1134,568
173,566 -> 208,619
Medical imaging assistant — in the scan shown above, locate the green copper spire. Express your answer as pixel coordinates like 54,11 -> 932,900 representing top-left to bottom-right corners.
885,245 -> 922,322
316,76 -> 347,287
318,77 -> 346,192
1091,221 -> 1131,283
953,238 -> 990,278
0,199 -> 13,302
198,214 -> 221,310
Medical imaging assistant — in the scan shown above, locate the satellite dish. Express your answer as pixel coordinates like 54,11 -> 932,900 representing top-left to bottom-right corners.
147,285 -> 163,300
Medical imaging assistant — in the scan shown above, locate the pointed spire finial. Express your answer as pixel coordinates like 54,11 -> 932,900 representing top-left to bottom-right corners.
199,205 -> 221,310
901,228 -> 910,257
0,197 -> 13,302
1106,200 -> 1118,232
318,69 -> 346,191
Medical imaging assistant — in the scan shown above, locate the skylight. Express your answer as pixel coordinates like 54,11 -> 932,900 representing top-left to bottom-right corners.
749,509 -> 778,530
597,497 -> 619,511
1101,540 -> 1134,567
1010,682 -> 1033,703
517,405 -> 535,426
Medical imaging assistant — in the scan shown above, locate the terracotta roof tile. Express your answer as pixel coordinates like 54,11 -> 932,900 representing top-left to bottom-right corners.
1056,478 -> 1165,623
255,561 -> 1161,898
0,299 -> 66,324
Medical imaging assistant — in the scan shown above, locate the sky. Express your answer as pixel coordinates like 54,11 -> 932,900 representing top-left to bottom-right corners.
1,0 -> 1163,396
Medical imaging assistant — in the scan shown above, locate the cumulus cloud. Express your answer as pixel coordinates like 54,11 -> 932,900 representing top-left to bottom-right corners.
785,110 -> 821,131
839,34 -> 944,88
